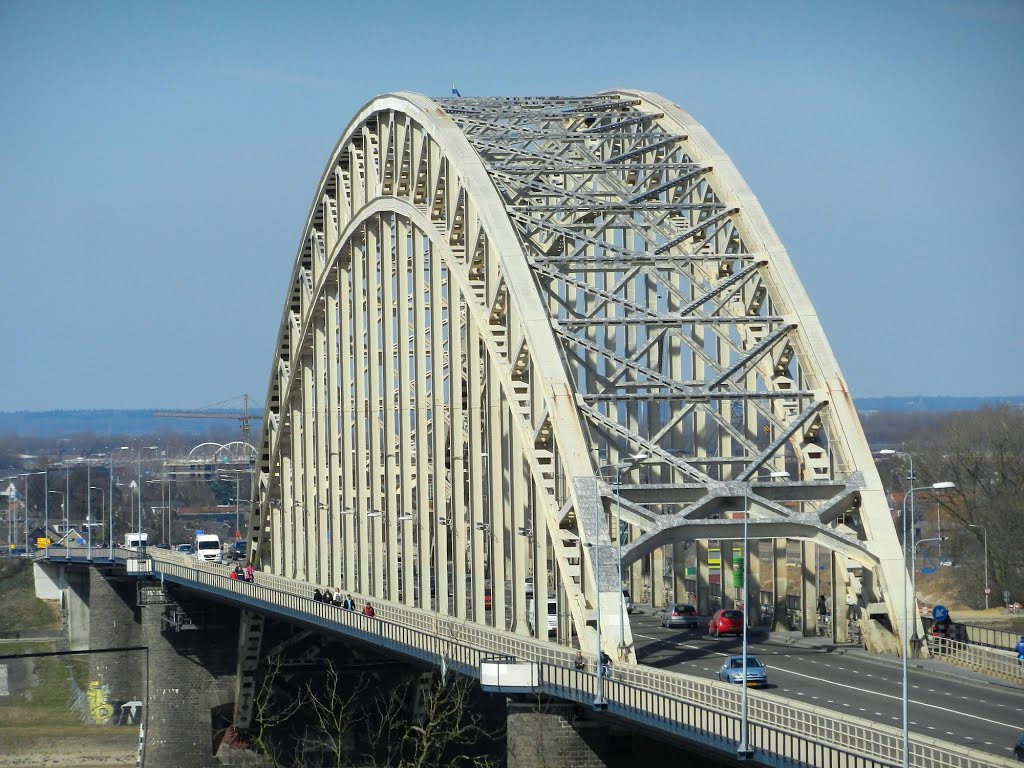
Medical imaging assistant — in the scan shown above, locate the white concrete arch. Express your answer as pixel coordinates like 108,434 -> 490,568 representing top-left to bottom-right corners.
249,92 -> 910,661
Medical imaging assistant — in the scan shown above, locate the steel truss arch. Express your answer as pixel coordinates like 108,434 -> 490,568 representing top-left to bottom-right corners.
251,91 -> 909,660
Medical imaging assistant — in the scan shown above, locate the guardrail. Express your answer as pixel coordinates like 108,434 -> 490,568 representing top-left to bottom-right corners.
37,548 -> 1017,768
926,636 -> 1024,685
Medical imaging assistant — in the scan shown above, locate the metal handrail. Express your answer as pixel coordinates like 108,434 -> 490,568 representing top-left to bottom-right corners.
37,547 -> 1017,768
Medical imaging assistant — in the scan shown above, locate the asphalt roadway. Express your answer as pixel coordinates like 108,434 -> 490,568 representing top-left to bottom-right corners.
626,608 -> 1023,763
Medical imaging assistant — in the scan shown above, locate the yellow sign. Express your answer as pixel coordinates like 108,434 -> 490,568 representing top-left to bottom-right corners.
708,547 -> 721,568
36,538 -> 51,549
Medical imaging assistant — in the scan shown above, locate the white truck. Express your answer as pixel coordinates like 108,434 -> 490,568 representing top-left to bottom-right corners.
194,533 -> 222,563
124,532 -> 148,549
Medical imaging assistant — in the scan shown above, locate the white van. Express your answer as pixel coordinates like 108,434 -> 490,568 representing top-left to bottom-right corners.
194,533 -> 222,563
528,596 -> 558,636
124,532 -> 148,549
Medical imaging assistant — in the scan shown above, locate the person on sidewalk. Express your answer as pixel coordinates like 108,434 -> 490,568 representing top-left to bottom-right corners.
1015,635 -> 1024,667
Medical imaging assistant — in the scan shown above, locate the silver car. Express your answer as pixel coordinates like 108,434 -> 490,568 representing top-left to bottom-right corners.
661,603 -> 699,628
717,655 -> 768,687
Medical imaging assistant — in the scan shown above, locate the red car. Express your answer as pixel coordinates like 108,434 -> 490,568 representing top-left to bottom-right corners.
708,608 -> 743,637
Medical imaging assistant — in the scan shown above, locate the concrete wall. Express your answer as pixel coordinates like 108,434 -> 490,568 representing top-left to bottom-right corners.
142,592 -> 239,768
507,700 -> 610,768
33,561 -> 64,601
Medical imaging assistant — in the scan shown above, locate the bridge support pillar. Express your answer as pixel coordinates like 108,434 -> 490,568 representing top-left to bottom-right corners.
695,540 -> 711,616
771,538 -> 789,631
748,541 -> 763,625
801,540 -> 816,636
87,569 -> 144,714
140,593 -> 239,767
507,700 -> 611,768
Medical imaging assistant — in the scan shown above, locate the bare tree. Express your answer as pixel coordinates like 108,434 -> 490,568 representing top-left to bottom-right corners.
909,405 -> 1024,606
366,670 -> 500,768
248,652 -> 308,767
298,659 -> 367,768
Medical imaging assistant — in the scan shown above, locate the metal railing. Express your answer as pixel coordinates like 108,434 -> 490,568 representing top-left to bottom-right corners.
37,547 -> 1017,768
926,635 -> 1024,685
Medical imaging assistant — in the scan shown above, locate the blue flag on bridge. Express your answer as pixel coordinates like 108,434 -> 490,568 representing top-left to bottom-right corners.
451,82 -> 461,97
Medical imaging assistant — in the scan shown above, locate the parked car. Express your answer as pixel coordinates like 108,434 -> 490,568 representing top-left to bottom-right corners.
708,608 -> 744,637
661,603 -> 699,629
717,655 -> 768,687
230,541 -> 247,561
622,589 -> 633,614
175,543 -> 195,555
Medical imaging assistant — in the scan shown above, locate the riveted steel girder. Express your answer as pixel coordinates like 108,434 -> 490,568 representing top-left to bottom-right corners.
247,91 -> 910,664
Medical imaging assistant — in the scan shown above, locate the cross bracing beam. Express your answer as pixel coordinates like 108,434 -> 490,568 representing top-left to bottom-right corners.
249,91 -> 912,673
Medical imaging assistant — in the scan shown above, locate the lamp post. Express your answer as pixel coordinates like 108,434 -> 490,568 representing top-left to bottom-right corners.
90,487 -> 105,555
877,449 -> 915,551
968,524 -> 989,610
47,490 -> 63,549
597,451 -> 646,657
737,485 -> 753,758
900,481 -> 955,768
585,541 -> 607,709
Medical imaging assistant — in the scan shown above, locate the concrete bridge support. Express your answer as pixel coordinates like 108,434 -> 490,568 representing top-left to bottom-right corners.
87,569 -> 144,712
506,698 -> 729,767
508,700 -> 611,768
140,591 -> 239,768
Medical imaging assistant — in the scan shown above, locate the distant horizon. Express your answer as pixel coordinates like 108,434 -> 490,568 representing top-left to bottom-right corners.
4,393 -> 1024,415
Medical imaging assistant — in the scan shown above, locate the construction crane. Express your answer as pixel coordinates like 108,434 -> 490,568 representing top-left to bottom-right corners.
154,394 -> 261,437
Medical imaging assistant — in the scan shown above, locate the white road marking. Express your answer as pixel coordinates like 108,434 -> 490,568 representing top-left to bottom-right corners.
632,631 -> 1020,732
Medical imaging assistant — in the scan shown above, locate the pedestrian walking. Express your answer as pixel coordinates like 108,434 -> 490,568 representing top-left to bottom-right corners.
343,593 -> 356,611
573,650 -> 586,671
1015,635 -> 1024,667
244,563 -> 254,582
363,602 -> 375,617
599,651 -> 611,678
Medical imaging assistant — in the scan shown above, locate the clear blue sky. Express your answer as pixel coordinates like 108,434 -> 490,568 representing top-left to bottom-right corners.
2,0 -> 1022,411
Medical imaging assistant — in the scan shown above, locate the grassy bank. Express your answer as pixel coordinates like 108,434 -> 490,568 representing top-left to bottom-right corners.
0,561 -> 135,766
0,559 -> 60,634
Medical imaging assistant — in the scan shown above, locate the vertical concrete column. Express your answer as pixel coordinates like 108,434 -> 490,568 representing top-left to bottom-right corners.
695,539 -> 710,616
651,546 -> 666,609
671,542 -> 686,605
721,540 -> 736,609
748,540 -> 763,625
507,700 -> 610,768
87,570 -> 143,712
772,538 -> 789,631
142,600 -> 238,768
831,550 -> 849,643
801,540 -> 816,636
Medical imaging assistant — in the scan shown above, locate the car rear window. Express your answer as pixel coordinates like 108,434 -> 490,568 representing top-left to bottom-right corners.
723,610 -> 742,618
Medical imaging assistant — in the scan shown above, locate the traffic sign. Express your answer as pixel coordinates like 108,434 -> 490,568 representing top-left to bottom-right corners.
932,605 -> 948,622
984,587 -> 991,595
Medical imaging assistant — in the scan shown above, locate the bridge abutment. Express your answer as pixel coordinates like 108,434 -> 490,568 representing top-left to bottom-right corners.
141,590 -> 239,767
507,700 -> 611,768
507,698 -> 728,768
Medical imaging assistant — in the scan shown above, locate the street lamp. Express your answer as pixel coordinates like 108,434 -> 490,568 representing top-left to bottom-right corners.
585,541 -> 607,710
47,490 -> 63,548
900,481 -> 955,768
737,484 -> 753,758
876,449 -> 915,550
89,487 -> 105,551
968,524 -> 989,610
597,451 -> 645,657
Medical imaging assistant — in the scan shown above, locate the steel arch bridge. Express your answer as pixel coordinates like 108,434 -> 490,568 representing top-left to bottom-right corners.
248,90 -> 908,664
